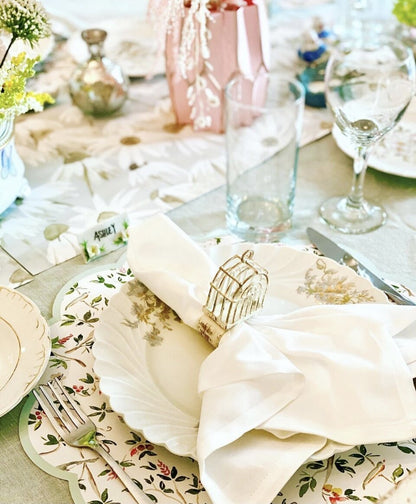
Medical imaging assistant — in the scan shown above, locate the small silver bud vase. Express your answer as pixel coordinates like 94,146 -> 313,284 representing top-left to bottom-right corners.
69,28 -> 129,117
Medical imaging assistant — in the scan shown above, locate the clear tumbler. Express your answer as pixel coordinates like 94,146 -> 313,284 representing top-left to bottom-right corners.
225,74 -> 304,242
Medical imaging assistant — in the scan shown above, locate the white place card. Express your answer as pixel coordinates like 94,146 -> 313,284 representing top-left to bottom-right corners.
78,213 -> 129,262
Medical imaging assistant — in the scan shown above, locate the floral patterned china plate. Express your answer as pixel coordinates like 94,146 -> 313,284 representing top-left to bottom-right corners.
333,122 -> 416,179
92,243 -> 387,458
0,286 -> 50,416
66,17 -> 165,78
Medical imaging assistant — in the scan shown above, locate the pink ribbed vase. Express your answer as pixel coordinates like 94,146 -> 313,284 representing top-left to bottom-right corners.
165,0 -> 270,133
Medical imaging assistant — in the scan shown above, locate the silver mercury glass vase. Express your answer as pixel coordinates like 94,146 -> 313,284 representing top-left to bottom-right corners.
69,28 -> 129,117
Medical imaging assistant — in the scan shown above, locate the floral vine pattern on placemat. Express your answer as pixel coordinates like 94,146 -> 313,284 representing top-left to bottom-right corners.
20,261 -> 416,504
21,263 -> 208,504
276,440 -> 416,503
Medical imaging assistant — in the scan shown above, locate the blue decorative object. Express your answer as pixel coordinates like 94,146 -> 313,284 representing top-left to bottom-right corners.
298,29 -> 326,64
317,28 -> 332,39
297,44 -> 326,63
297,27 -> 329,108
0,118 -> 29,215
313,17 -> 337,46
297,66 -> 326,108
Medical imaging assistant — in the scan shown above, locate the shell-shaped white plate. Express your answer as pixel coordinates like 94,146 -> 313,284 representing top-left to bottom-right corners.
92,243 -> 387,458
0,286 -> 50,416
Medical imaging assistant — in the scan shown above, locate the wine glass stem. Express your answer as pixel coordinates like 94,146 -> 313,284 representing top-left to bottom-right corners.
347,145 -> 370,209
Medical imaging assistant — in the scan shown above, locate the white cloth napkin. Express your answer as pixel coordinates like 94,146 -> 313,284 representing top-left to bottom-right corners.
127,213 -> 416,504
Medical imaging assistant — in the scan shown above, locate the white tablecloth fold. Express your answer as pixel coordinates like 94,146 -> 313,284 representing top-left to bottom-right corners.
127,213 -> 416,504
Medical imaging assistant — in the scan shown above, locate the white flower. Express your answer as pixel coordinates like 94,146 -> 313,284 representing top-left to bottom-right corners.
85,243 -> 100,259
156,157 -> 225,204
0,182 -> 76,241
87,122 -> 170,170
127,160 -> 188,189
46,232 -> 80,265
51,157 -> 123,190
0,0 -> 50,46
14,104 -> 99,167
14,116 -> 63,167
113,228 -> 129,245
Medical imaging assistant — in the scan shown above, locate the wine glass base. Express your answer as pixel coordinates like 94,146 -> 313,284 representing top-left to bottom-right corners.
319,196 -> 387,234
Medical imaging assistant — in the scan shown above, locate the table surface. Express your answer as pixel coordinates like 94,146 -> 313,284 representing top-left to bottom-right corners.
2,129 -> 415,503
1,2 -> 416,503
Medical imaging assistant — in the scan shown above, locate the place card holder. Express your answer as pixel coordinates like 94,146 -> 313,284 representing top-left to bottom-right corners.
198,249 -> 269,347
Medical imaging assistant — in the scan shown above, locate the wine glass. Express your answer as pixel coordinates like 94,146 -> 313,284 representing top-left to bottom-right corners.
320,36 -> 415,234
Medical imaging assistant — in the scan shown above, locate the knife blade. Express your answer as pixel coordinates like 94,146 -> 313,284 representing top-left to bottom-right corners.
306,227 -> 416,306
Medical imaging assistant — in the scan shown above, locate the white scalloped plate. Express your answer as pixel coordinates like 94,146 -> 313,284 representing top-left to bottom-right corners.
0,286 -> 50,416
66,17 -> 164,78
332,123 -> 416,179
92,243 -> 387,458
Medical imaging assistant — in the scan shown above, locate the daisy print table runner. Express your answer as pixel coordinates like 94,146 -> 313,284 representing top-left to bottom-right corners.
0,15 -> 333,277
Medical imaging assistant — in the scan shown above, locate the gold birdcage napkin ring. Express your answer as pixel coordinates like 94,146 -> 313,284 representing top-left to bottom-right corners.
198,249 -> 269,347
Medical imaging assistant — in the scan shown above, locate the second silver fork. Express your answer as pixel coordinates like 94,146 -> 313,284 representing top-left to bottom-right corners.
33,377 -> 153,504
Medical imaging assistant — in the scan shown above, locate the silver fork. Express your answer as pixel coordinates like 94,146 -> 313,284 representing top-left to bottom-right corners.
33,377 -> 153,504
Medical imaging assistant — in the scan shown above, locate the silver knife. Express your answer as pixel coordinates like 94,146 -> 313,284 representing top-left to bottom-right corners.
306,227 -> 416,306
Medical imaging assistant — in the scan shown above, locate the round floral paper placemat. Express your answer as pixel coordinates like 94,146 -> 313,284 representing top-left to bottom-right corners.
19,258 -> 416,504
